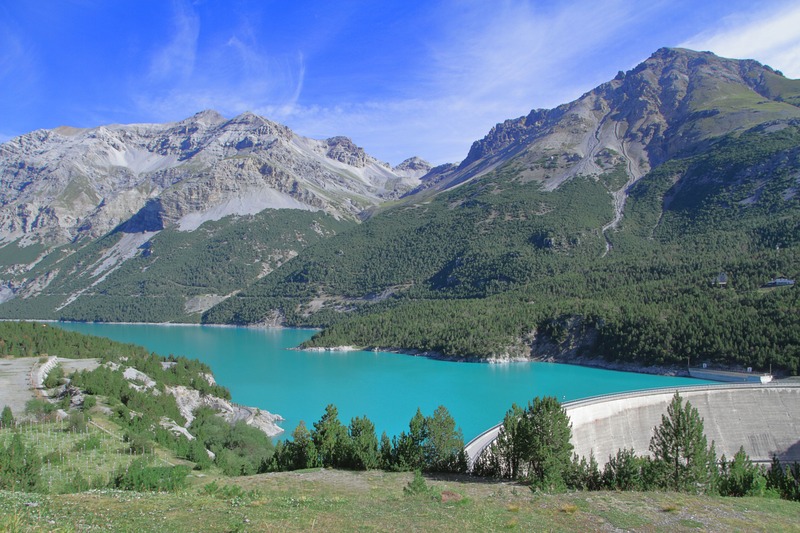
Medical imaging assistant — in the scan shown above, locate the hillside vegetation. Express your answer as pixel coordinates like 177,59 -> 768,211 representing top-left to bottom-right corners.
212,122 -> 800,373
0,209 -> 353,323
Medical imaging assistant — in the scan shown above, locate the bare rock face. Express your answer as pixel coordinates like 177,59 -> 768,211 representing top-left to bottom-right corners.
393,157 -> 433,179
0,111 -> 425,246
324,136 -> 370,167
167,384 -> 285,437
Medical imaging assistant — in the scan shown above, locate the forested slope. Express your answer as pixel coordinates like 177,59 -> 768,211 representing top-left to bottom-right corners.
210,121 -> 800,374
0,210 -> 353,323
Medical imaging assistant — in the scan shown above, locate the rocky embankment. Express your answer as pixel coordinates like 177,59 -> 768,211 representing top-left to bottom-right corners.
35,356 -> 285,437
167,384 -> 284,437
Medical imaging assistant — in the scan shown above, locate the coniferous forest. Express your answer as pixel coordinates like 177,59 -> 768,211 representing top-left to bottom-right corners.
209,123 -> 800,374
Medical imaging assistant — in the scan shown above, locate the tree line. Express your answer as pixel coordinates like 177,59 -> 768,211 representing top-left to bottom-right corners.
3,390 -> 799,502
270,404 -> 466,474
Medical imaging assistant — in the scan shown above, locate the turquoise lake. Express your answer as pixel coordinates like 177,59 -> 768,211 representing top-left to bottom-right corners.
54,322 -> 711,442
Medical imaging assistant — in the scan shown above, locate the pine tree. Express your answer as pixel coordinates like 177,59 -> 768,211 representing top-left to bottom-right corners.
602,448 -> 643,491
649,392 -> 717,493
286,421 -> 319,470
378,431 -> 394,470
0,432 -> 42,491
423,405 -> 466,473
1,406 -> 14,428
346,416 -> 379,470
520,396 -> 574,490
395,408 -> 427,471
494,404 -> 525,479
312,404 -> 348,468
719,446 -> 767,497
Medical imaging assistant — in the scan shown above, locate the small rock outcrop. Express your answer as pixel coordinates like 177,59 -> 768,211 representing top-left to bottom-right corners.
167,385 -> 284,437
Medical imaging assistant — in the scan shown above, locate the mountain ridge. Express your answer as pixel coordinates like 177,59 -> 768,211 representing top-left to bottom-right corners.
0,109 -> 429,246
417,47 -> 800,198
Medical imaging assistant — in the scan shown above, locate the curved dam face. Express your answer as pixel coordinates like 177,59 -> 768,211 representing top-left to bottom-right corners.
568,384 -> 800,464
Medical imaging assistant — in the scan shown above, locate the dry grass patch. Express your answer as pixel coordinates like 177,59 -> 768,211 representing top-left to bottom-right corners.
2,471 -> 800,532
441,490 -> 463,503
560,502 -> 579,514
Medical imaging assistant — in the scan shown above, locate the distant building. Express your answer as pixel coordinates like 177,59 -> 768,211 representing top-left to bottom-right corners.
713,272 -> 728,287
763,277 -> 796,288
689,366 -> 773,384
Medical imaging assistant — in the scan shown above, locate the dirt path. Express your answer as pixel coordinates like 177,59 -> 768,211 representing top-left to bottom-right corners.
0,357 -> 38,416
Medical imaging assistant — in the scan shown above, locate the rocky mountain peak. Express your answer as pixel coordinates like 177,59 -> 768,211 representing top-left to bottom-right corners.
460,108 -> 561,169
393,157 -> 432,178
184,109 -> 227,126
52,126 -> 89,137
221,112 -> 290,138
324,136 -> 369,167
430,48 -> 800,197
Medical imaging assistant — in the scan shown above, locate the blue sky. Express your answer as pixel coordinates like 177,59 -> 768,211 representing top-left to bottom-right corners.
1,1 -> 799,165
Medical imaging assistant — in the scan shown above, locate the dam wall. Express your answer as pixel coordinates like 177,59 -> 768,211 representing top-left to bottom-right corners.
567,383 -> 800,463
465,383 -> 800,466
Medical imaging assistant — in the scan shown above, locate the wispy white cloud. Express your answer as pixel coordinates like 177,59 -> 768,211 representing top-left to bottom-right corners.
681,2 -> 800,77
132,2 -> 305,124
270,0 -> 654,165
146,0 -> 199,83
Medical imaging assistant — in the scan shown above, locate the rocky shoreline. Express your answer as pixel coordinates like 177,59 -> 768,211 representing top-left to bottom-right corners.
31,352 -> 286,438
528,352 -> 686,377
319,344 -> 787,380
301,344 -> 692,377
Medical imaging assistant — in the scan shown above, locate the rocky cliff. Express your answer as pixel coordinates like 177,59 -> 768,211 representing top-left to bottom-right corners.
0,110 -> 428,246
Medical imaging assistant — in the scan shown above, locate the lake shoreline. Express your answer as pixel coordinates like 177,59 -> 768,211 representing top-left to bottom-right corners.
44,322 -> 721,441
7,319 -> 779,379
300,344 -> 689,377
19,318 -> 712,378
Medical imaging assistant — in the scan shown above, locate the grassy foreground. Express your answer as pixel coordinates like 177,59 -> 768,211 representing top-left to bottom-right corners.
2,468 -> 799,532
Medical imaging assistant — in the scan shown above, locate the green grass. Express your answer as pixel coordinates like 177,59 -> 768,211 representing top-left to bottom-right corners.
0,417 -> 176,494
2,472 -> 799,532
1,416 -> 799,531
0,242 -> 46,268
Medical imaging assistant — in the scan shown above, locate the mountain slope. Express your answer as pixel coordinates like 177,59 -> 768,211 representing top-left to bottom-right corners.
423,48 -> 800,194
297,121 -> 800,372
0,111 -> 428,318
205,48 -> 800,373
0,209 -> 353,322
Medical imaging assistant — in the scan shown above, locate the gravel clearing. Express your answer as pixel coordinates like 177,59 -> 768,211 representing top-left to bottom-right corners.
0,357 -> 99,418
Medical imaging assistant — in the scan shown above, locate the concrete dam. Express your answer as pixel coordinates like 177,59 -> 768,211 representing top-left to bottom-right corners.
466,383 -> 800,466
